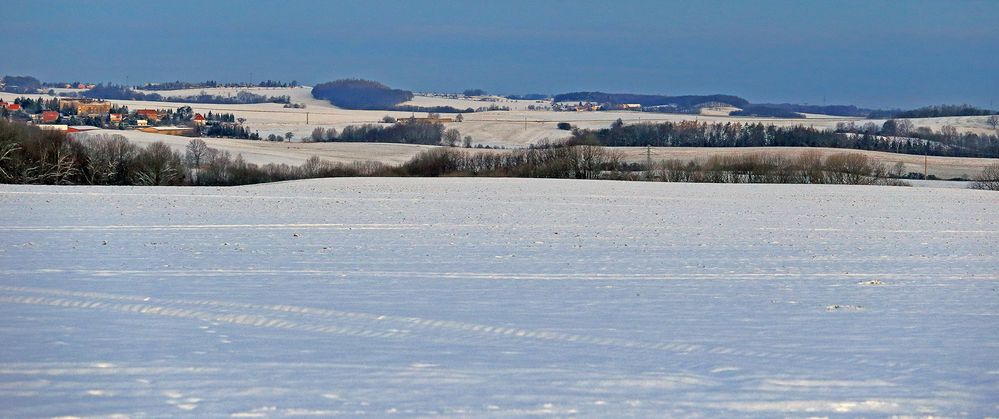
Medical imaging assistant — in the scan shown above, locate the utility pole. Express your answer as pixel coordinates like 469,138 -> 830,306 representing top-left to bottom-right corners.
924,146 -> 928,180
306,112 -> 309,125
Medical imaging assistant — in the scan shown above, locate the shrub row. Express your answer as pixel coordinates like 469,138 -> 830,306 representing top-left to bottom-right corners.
7,120 -> 997,189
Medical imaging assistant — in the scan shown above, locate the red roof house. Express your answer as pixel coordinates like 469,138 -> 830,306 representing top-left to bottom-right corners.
136,109 -> 160,121
5,103 -> 21,111
193,113 -> 206,125
41,110 -> 60,123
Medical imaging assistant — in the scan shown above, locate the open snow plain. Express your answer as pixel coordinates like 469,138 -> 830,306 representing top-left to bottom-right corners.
1,178 -> 997,416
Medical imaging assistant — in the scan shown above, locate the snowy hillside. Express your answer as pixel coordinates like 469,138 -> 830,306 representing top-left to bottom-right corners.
1,179 -> 997,416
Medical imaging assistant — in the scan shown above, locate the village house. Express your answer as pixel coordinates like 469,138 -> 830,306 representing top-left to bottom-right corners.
109,113 -> 124,123
1,100 -> 21,112
193,113 -> 206,125
135,109 -> 160,121
59,98 -> 112,116
40,110 -> 60,123
76,101 -> 112,116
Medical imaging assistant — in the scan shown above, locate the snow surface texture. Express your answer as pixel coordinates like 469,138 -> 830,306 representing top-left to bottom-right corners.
1,178 -> 997,416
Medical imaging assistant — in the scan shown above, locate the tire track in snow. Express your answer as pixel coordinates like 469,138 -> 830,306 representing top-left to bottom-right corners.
0,223 -> 428,232
3,269 -> 994,281
0,295 -> 413,340
0,285 -> 914,369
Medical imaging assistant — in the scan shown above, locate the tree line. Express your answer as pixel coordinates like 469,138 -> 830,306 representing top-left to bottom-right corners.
729,105 -> 805,118
736,103 -> 873,117
303,120 -> 448,145
384,144 -> 920,186
81,84 -> 290,104
553,92 -> 750,109
887,104 -> 997,119
140,80 -> 300,90
568,119 -> 999,158
1,75 -> 41,94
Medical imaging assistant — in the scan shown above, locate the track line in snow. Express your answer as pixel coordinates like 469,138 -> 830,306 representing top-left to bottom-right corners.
0,223 -> 429,232
0,286 -> 913,368
2,269 -> 995,281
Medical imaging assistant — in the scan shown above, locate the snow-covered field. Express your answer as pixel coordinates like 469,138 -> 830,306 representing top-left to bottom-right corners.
1,178 -> 997,416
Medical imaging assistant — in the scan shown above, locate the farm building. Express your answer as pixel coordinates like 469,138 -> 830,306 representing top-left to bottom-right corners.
138,126 -> 195,136
37,124 -> 68,131
398,116 -> 455,124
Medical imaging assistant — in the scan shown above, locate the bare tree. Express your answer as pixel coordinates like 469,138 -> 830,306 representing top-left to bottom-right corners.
325,127 -> 338,141
0,142 -> 19,181
79,134 -> 136,185
463,135 -> 472,148
896,119 -> 914,136
302,155 -> 330,178
890,161 -> 906,178
442,128 -> 461,147
970,163 -> 999,191
133,142 -> 185,185
184,138 -> 208,184
382,115 -> 396,123
987,115 -> 999,130
309,127 -> 326,142
284,131 -> 294,142
455,113 -> 464,123
185,139 -> 208,168
941,125 -> 958,141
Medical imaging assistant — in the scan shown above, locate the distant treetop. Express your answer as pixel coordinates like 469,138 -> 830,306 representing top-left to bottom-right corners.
311,79 -> 414,110
553,92 -> 750,109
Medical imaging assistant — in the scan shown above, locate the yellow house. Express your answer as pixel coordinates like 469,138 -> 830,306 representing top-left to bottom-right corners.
59,99 -> 112,116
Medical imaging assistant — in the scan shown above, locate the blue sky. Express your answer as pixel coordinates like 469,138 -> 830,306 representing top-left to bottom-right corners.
2,0 -> 997,108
